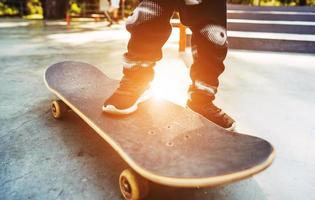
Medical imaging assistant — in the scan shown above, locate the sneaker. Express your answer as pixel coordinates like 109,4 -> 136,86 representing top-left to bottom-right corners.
187,81 -> 236,130
102,64 -> 154,115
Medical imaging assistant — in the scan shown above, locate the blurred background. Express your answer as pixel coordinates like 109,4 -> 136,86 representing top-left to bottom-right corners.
0,0 -> 314,20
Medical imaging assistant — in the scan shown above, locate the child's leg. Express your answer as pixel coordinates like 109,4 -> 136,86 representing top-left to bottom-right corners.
124,0 -> 176,62
103,0 -> 176,114
179,1 -> 235,130
179,0 -> 227,87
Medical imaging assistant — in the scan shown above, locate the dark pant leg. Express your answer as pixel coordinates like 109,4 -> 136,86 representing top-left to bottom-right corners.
179,0 -> 227,87
124,0 -> 176,62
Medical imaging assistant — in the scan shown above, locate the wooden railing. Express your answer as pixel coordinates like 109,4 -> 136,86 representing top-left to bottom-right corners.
66,2 -> 125,26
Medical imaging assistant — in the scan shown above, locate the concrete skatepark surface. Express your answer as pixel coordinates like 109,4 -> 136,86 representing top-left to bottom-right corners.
0,19 -> 315,200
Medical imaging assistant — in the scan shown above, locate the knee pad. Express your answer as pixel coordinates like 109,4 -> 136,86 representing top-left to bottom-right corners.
126,1 -> 162,29
199,24 -> 227,46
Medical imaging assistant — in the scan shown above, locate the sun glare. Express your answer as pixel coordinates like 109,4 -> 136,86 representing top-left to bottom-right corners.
150,60 -> 191,106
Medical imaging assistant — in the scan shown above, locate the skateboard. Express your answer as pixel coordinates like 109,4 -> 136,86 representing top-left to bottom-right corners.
44,61 -> 275,200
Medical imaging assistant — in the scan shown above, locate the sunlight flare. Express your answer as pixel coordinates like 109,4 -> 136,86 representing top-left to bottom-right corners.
150,60 -> 191,106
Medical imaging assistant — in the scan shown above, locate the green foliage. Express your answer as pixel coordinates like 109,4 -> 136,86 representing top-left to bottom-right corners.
0,1 -> 19,16
260,0 -> 282,6
26,0 -> 43,15
66,0 -> 139,17
69,0 -> 81,15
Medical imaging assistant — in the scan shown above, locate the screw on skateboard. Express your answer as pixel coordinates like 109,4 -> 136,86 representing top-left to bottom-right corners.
44,61 -> 275,200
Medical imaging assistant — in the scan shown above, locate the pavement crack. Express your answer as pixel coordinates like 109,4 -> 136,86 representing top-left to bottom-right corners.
0,109 -> 50,139
55,188 -> 64,199
0,171 -> 32,187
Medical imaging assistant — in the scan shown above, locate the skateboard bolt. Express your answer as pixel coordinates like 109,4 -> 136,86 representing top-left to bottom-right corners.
167,142 -> 174,147
148,131 -> 155,135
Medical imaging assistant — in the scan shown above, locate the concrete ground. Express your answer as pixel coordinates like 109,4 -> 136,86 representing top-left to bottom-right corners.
0,19 -> 315,200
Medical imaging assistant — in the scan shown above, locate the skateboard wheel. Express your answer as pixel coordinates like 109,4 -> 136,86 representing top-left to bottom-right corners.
51,100 -> 68,119
119,168 -> 149,200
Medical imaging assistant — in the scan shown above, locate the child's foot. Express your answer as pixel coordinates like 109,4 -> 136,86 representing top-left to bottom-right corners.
187,82 -> 236,130
103,65 -> 154,115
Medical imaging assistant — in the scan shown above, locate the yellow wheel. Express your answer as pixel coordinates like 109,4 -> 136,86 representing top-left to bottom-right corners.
119,168 -> 149,200
51,100 -> 68,119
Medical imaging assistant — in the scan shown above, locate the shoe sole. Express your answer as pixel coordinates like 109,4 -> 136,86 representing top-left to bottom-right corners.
102,89 -> 152,115
186,105 -> 237,131
226,122 -> 236,131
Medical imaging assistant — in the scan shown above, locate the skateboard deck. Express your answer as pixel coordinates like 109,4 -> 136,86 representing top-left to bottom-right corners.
44,61 -> 275,198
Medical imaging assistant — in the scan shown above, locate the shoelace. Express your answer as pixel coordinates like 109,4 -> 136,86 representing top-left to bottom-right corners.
200,102 -> 223,116
201,104 -> 231,124
115,76 -> 147,96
